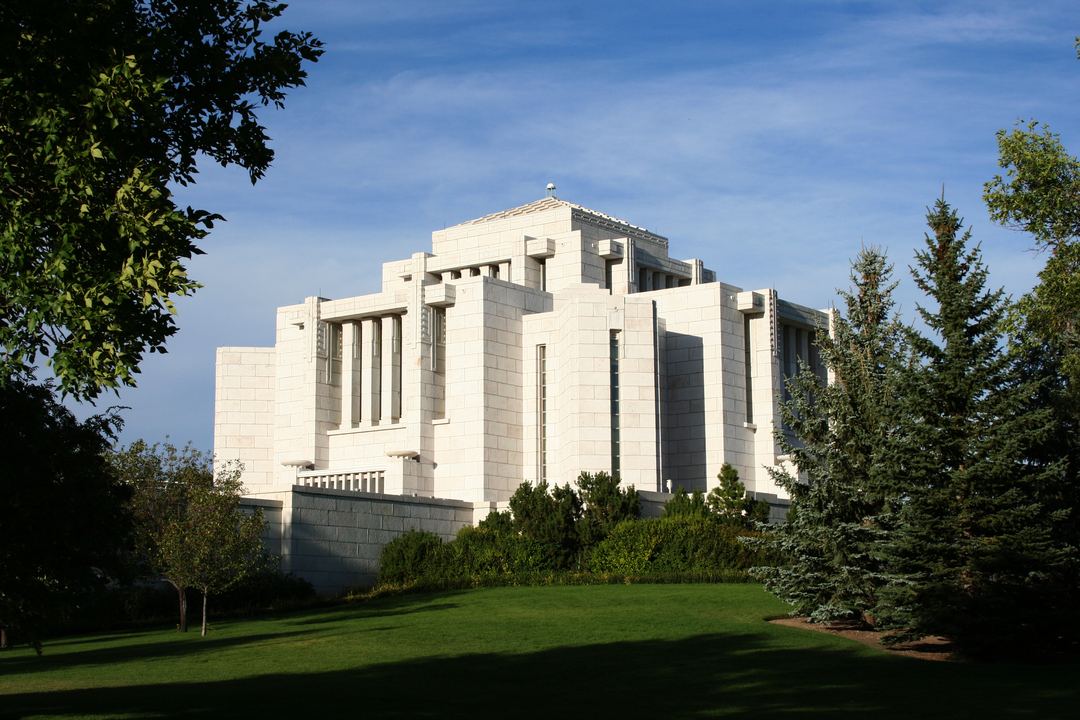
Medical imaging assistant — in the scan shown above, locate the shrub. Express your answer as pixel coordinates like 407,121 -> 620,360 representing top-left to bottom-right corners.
663,464 -> 772,528
378,529 -> 444,585
590,516 -> 782,576
663,488 -> 710,518
577,471 -> 641,551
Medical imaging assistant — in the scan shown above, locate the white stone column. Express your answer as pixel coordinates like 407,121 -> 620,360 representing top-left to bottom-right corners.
342,321 -> 360,427
361,316 -> 381,424
381,315 -> 402,422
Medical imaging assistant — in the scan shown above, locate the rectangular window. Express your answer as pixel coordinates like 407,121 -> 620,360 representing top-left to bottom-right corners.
744,314 -> 754,424
391,315 -> 403,421
432,309 -> 446,419
610,331 -> 620,478
538,259 -> 547,292
431,307 -> 446,372
782,324 -> 795,405
329,323 -> 342,387
538,345 -> 548,482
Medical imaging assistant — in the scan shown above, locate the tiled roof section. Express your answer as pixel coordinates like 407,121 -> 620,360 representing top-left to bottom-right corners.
451,197 -> 669,248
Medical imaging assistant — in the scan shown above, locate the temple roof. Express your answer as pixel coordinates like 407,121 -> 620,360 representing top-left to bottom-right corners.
451,197 -> 667,246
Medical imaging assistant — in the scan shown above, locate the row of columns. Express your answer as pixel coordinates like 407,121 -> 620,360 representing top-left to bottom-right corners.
637,267 -> 688,292
437,261 -> 511,282
340,315 -> 402,427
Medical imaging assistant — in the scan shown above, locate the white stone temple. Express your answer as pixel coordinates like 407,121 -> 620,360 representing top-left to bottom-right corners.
216,193 -> 827,592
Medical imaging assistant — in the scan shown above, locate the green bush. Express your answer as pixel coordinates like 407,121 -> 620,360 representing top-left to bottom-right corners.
377,476 -> 781,590
590,516 -> 781,575
663,464 -> 772,528
378,529 -> 444,585
662,488 -> 710,518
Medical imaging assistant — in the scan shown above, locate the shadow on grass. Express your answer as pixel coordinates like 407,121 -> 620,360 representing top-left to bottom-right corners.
2,630 -> 1076,720
290,601 -> 462,626
1,596 -> 467,676
0,630 -> 320,677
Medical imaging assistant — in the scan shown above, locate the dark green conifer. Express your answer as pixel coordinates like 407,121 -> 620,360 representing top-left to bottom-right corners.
878,198 -> 1070,659
753,247 -> 905,626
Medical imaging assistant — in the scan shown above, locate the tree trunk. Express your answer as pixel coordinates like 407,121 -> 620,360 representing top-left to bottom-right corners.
1,624 -> 7,649
177,584 -> 188,633
201,589 -> 208,637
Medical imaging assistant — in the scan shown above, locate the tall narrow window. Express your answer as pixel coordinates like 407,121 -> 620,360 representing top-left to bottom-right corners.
744,315 -> 754,423
781,324 -> 795,405
604,259 -> 615,291
433,308 -> 446,419
538,259 -> 547,292
538,345 -> 548,482
329,323 -> 342,387
390,315 -> 403,421
610,331 -> 621,478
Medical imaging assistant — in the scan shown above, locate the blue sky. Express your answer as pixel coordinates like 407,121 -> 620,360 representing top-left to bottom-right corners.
79,0 -> 1080,452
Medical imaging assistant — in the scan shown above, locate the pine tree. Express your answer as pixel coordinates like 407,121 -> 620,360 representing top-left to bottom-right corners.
877,198 -> 1071,659
753,247 -> 905,626
707,463 -> 770,528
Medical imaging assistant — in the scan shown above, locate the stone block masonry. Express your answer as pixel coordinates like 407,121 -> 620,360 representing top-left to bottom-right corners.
244,485 -> 503,594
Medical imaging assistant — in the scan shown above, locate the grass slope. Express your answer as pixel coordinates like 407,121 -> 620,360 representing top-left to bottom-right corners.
0,584 -> 1075,719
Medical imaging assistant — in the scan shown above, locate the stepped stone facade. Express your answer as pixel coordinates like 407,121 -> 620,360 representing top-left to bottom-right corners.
218,196 -> 827,592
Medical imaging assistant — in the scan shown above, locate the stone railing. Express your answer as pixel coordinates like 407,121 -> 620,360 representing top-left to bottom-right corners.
295,467 -> 385,494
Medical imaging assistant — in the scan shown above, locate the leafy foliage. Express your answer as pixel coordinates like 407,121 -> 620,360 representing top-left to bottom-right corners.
156,469 -> 271,636
380,474 -> 644,585
751,247 -> 905,626
984,121 -> 1080,382
110,440 -> 273,635
0,0 -> 322,397
590,516 -> 780,577
0,379 -> 130,653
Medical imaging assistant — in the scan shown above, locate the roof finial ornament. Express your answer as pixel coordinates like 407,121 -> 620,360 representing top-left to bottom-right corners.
546,183 -> 556,199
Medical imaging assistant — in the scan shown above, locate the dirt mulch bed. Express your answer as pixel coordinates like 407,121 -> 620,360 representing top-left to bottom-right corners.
769,617 -> 957,662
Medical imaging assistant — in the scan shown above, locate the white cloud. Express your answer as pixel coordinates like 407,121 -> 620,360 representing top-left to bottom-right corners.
81,0 -> 1075,451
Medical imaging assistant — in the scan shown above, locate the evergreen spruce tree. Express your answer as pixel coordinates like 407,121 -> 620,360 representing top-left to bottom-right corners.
752,247 -> 905,626
707,463 -> 771,528
878,198 -> 1070,659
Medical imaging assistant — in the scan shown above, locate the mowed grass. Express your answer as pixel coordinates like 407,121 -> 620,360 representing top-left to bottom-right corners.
0,584 -> 1075,719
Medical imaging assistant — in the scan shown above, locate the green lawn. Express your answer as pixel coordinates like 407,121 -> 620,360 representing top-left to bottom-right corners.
0,584 -> 1075,719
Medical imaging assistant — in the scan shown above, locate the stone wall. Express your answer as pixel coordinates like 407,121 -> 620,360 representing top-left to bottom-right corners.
243,485 -> 502,595
241,485 -> 787,596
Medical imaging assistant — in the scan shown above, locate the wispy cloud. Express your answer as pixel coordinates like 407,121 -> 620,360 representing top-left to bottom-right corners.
84,0 -> 1078,451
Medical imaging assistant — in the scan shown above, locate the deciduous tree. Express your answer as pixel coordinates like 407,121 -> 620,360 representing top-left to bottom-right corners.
0,379 -> 130,653
156,466 -> 271,636
0,0 -> 322,398
110,440 -> 210,632
984,121 -> 1080,381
